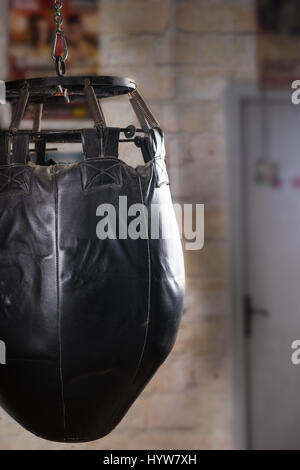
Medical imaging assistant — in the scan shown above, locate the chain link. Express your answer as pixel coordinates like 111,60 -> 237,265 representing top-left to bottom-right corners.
51,0 -> 68,75
54,0 -> 63,31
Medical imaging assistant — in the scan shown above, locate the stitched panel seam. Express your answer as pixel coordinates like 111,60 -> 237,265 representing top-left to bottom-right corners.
79,176 -> 152,439
99,176 -> 152,436
133,176 -> 151,379
54,168 -> 67,438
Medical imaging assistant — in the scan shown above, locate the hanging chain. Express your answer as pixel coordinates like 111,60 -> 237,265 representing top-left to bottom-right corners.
51,0 -> 68,76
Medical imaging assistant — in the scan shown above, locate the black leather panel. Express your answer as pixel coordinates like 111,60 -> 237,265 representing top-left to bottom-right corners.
0,166 -> 64,439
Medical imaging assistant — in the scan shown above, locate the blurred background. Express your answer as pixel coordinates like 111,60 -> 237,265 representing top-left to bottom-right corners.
1,0 -> 300,450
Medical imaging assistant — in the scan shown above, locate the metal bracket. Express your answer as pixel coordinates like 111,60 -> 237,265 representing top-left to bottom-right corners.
84,79 -> 106,127
9,82 -> 29,134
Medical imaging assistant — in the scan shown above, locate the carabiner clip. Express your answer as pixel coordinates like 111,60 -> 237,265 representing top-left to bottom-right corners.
52,30 -> 68,62
52,30 -> 68,76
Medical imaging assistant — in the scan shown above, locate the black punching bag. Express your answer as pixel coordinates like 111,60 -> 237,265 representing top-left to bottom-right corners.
0,77 -> 185,442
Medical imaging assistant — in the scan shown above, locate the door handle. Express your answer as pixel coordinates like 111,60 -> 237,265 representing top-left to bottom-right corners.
244,294 -> 269,338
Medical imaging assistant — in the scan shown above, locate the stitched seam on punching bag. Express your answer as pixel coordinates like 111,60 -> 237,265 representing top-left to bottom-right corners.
54,169 -> 67,438
133,176 -> 151,380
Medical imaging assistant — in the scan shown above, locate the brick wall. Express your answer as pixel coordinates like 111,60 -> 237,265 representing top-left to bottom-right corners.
0,0 -> 258,450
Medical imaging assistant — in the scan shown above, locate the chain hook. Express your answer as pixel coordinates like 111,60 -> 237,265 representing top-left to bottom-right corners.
52,0 -> 68,77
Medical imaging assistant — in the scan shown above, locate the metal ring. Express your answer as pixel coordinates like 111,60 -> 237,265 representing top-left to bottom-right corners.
55,56 -> 66,77
124,125 -> 136,139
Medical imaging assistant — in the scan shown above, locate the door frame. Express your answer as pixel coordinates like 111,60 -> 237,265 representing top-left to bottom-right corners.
225,82 -> 290,449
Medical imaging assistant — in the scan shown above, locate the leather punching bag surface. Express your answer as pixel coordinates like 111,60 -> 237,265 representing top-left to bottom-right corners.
0,80 -> 185,442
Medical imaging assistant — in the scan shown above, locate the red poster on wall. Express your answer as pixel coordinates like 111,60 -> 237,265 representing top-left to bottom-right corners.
9,0 -> 99,80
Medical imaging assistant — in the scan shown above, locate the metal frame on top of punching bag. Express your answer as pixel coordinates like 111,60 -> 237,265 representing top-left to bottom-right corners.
0,76 -> 161,165
5,76 -> 137,103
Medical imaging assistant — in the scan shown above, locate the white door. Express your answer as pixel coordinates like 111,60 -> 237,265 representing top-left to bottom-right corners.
242,97 -> 300,449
